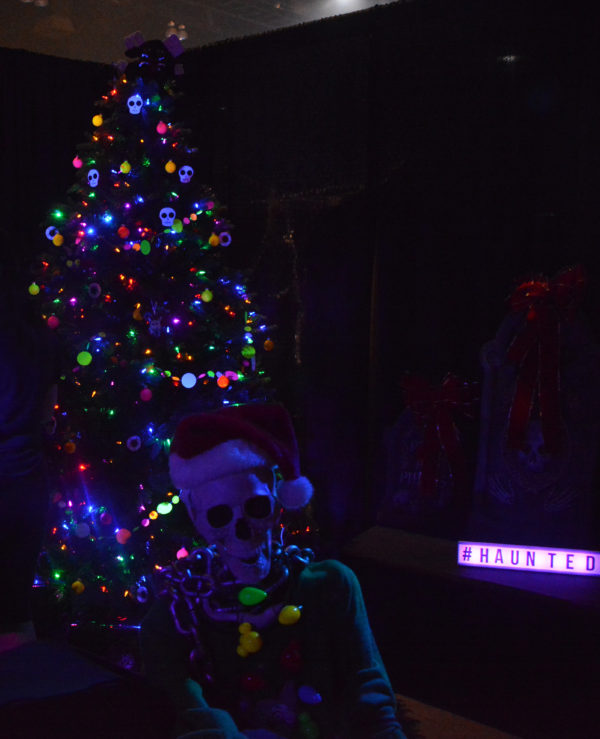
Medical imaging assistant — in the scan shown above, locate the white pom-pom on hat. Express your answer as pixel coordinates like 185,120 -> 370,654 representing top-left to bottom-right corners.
169,403 -> 313,510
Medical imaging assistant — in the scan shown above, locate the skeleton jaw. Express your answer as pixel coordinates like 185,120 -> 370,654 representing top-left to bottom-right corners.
217,537 -> 272,585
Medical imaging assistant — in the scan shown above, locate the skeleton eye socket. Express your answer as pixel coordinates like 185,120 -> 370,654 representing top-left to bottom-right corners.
244,495 -> 272,519
206,504 -> 233,528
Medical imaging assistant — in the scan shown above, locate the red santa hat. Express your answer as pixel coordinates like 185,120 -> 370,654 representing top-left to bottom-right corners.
169,403 -> 313,510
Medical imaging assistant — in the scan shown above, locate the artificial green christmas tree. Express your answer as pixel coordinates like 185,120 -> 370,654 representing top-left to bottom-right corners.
29,34 -> 274,637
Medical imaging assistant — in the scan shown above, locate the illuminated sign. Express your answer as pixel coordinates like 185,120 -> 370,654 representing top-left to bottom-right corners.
457,541 -> 600,576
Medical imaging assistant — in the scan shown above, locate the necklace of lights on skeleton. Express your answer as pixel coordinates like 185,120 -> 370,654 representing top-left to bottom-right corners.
161,541 -> 314,678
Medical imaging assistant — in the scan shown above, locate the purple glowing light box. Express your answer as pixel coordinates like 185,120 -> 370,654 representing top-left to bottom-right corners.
457,541 -> 600,576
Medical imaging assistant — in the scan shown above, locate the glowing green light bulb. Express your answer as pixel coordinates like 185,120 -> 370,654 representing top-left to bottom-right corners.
157,502 -> 173,515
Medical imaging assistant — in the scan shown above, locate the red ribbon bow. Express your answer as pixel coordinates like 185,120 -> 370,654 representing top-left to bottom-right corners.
401,374 -> 478,500
506,265 -> 586,454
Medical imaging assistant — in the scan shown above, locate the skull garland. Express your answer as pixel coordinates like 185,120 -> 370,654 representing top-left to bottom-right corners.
127,93 -> 144,115
169,404 -> 314,588
178,165 -> 194,183
87,169 -> 99,188
159,207 -> 176,228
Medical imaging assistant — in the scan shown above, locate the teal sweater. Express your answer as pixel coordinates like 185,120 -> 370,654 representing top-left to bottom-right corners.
141,559 -> 406,739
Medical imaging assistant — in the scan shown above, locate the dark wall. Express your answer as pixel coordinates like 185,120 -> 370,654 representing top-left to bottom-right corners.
3,0 -> 600,545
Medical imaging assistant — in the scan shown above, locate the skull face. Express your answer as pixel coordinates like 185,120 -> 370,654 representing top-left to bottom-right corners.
517,420 -> 550,473
159,207 -> 176,227
183,470 -> 278,584
127,94 -> 143,115
87,169 -> 99,188
148,318 -> 162,337
178,165 -> 194,183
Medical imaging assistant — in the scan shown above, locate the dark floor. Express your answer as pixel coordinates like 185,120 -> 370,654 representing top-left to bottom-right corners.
341,527 -> 600,739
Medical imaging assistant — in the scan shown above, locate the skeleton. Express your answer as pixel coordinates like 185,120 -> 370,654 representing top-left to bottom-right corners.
516,420 -> 550,473
87,169 -> 99,188
159,466 -> 313,684
145,302 -> 163,337
489,419 -> 576,510
178,165 -> 194,183
127,93 -> 143,115
159,207 -> 176,228
503,418 -> 566,494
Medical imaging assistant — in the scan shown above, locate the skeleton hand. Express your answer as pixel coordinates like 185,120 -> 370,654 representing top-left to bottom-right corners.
544,486 -> 578,512
488,475 -> 515,505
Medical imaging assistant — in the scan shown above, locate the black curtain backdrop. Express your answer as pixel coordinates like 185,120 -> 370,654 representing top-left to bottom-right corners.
3,0 -> 600,545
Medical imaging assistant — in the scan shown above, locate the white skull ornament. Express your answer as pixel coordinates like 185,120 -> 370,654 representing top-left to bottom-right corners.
159,207 -> 176,228
178,165 -> 194,183
87,169 -> 99,188
127,94 -> 143,115
183,470 -> 278,585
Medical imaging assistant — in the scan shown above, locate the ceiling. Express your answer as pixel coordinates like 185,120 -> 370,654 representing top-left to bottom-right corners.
0,0 -> 396,65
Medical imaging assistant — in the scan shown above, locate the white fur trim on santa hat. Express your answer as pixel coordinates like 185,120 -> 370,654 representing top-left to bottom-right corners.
277,476 -> 313,510
170,437 -> 314,511
169,438 -> 267,490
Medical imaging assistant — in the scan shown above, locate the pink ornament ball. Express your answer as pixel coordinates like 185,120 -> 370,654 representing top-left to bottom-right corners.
100,512 -> 113,525
156,121 -> 168,135
72,156 -> 83,169
116,528 -> 132,545
140,388 -> 152,402
47,315 -> 60,329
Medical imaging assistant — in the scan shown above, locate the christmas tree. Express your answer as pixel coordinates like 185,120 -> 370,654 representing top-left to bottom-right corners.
29,34 -> 274,640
